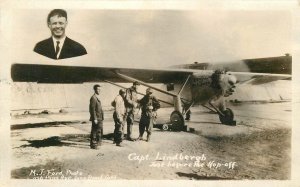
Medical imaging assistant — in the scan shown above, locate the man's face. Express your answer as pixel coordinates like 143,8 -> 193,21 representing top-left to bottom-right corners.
95,87 -> 101,95
121,92 -> 125,98
146,90 -> 152,96
48,15 -> 68,39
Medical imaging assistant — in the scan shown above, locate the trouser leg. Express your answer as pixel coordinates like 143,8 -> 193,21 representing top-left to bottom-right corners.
114,124 -> 123,144
146,117 -> 153,141
113,112 -> 117,143
126,113 -> 134,139
113,112 -> 123,144
139,121 -> 145,138
122,121 -> 125,138
139,115 -> 149,138
113,126 -> 117,143
97,121 -> 103,145
90,120 -> 103,148
90,122 -> 97,147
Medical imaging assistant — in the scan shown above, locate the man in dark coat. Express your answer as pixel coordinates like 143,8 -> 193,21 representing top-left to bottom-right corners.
33,9 -> 87,60
137,88 -> 160,142
89,84 -> 104,149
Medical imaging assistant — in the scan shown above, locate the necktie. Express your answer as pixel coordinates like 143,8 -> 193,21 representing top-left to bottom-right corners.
55,41 -> 60,59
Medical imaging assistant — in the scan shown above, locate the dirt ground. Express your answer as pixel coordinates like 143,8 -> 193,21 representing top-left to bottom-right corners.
10,102 -> 291,180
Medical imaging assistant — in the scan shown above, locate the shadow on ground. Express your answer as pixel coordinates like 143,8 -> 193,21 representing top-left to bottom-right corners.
17,133 -> 116,149
11,121 -> 81,130
18,136 -> 78,148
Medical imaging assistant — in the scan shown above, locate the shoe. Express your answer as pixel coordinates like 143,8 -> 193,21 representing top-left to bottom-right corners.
90,146 -> 98,150
146,136 -> 150,142
127,138 -> 135,141
136,136 -> 143,141
116,143 -> 123,147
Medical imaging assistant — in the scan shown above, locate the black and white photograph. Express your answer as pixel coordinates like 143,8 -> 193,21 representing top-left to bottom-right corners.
0,0 -> 300,187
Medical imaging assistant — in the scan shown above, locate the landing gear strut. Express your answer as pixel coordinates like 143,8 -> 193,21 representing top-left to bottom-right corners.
204,102 -> 236,126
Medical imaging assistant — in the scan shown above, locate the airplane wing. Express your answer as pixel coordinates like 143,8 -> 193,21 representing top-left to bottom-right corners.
169,54 -> 292,85
11,63 -> 291,85
11,63 -> 195,84
228,71 -> 291,85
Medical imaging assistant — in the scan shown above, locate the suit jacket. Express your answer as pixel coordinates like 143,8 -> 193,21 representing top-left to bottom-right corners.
89,94 -> 104,121
33,37 -> 87,60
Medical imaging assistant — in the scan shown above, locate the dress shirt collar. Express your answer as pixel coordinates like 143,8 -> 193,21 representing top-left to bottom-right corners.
52,36 -> 66,59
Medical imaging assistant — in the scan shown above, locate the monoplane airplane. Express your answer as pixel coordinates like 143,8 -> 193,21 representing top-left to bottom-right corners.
11,59 -> 291,131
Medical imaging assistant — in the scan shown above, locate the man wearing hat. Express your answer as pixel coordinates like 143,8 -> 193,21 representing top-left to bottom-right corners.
124,81 -> 140,141
89,84 -> 104,149
137,88 -> 160,142
112,89 -> 126,147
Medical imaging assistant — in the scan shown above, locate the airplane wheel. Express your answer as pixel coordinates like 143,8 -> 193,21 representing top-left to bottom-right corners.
219,108 -> 235,126
170,111 -> 185,131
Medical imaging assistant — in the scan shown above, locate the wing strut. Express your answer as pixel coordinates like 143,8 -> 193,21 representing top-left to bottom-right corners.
104,80 -> 173,106
208,102 -> 225,116
174,75 -> 192,112
115,72 -> 177,97
178,75 -> 191,95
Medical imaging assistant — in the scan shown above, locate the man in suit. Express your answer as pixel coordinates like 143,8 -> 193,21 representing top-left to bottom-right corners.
34,9 -> 87,60
89,84 -> 104,149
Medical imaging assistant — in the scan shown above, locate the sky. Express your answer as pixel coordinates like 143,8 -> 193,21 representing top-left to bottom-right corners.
8,8 -> 292,68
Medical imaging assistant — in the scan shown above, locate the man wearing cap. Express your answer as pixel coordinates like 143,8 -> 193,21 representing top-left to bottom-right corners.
124,81 -> 140,141
137,88 -> 160,142
89,84 -> 104,149
112,89 -> 126,147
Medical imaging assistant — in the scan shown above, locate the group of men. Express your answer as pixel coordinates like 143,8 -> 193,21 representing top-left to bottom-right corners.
89,82 -> 160,149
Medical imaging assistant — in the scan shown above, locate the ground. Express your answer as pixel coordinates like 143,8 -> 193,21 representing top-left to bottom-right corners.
10,102 -> 291,180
